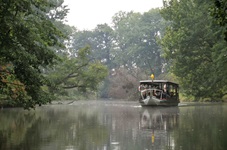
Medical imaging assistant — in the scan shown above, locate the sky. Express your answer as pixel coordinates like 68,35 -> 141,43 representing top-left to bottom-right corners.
63,0 -> 163,30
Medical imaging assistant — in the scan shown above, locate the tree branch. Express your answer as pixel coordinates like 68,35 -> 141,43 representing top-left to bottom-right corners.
62,85 -> 86,89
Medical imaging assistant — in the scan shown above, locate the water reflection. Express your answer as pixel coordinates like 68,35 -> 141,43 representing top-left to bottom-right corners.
0,105 -> 111,150
174,104 -> 227,150
0,102 -> 227,150
139,107 -> 179,149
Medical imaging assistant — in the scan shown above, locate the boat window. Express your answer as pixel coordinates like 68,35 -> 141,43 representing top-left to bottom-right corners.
168,84 -> 178,97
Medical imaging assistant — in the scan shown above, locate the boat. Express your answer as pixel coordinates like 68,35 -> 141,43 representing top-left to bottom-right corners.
138,79 -> 179,106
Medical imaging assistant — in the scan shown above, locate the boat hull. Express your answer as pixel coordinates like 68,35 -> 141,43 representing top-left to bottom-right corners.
139,96 -> 179,106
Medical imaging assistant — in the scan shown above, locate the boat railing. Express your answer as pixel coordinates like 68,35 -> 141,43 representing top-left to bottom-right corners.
140,88 -> 168,100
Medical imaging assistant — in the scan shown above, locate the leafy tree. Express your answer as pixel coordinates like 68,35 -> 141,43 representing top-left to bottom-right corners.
91,24 -> 116,98
70,30 -> 94,56
212,0 -> 227,41
112,10 -> 165,77
92,24 -> 115,69
160,0 -> 227,100
46,46 -> 108,97
139,9 -> 167,76
68,24 -> 115,98
0,0 -> 68,108
60,10 -> 168,100
112,11 -> 142,70
70,24 -> 115,69
0,63 -> 29,107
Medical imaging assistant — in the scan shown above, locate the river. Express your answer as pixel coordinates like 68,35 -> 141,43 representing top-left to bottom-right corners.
0,100 -> 227,150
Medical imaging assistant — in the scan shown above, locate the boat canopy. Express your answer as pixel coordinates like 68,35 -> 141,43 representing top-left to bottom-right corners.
139,80 -> 179,86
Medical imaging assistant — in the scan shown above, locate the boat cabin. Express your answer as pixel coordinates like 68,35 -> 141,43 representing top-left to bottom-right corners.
139,80 -> 179,101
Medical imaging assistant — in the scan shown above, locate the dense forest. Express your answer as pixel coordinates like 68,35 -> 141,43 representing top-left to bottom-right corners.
0,0 -> 226,109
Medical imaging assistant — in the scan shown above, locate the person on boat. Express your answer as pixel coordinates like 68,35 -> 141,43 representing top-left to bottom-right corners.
143,92 -> 150,105
153,86 -> 162,98
139,84 -> 147,100
162,84 -> 170,99
138,84 -> 143,91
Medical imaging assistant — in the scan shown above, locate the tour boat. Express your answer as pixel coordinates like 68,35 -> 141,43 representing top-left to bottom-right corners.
138,80 -> 179,106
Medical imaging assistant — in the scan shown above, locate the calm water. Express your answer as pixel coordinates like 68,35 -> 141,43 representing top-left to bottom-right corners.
0,101 -> 227,150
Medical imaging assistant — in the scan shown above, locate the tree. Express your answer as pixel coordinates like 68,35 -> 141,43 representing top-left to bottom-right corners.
62,9 -> 169,100
160,0 -> 227,100
0,63 -> 29,107
112,11 -> 143,70
46,46 -> 108,97
112,10 -> 166,78
139,9 -> 167,76
68,24 -> 115,98
70,24 -> 115,69
91,24 -> 116,98
92,24 -> 115,69
0,0 -> 68,108
212,0 -> 227,41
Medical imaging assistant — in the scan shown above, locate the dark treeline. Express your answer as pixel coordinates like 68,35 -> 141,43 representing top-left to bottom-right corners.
0,0 -> 226,109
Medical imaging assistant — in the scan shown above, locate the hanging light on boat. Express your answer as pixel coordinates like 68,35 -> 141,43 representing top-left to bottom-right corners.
150,74 -> 154,81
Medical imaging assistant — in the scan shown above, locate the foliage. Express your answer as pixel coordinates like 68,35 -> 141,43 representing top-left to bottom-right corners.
112,10 -> 166,77
70,24 -> 115,69
0,0 -> 167,106
0,0 -> 68,108
160,0 -> 227,101
46,47 -> 108,97
68,10 -> 167,99
69,24 -> 116,98
92,24 -> 116,69
0,63 -> 30,107
211,0 -> 227,41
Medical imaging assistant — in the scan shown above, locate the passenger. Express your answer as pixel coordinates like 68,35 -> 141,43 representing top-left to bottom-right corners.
143,92 -> 150,105
163,84 -> 167,93
162,84 -> 170,99
138,84 -> 144,91
142,91 -> 147,99
138,84 -> 144,101
155,88 -> 161,99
